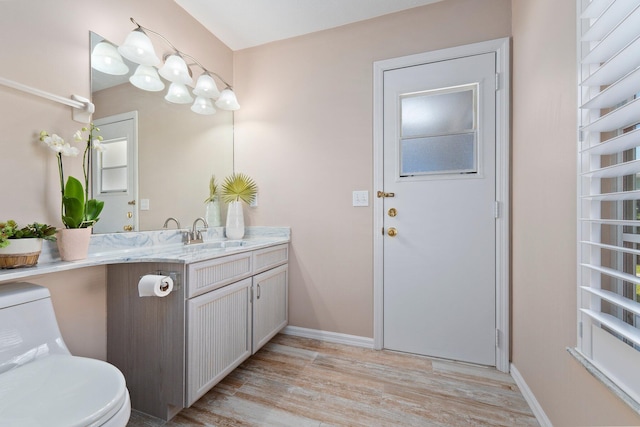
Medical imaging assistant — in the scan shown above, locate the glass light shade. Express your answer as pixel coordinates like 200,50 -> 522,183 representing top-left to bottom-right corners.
129,65 -> 165,92
165,83 -> 193,104
193,74 -> 220,98
158,54 -> 193,85
191,96 -> 217,115
215,89 -> 241,111
91,42 -> 129,75
118,29 -> 161,66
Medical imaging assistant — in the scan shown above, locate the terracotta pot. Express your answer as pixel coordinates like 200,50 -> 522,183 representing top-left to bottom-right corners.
57,228 -> 92,261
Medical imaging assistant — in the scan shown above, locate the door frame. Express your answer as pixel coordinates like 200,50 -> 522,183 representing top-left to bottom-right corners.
372,38 -> 511,373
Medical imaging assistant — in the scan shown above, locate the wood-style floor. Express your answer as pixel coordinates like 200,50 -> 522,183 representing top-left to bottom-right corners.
127,334 -> 539,427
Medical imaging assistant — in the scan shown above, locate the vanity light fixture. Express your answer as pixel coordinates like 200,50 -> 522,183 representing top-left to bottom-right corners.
118,18 -> 239,114
165,82 -> 193,104
129,65 -> 165,92
91,42 -> 129,75
215,88 -> 240,111
158,53 -> 193,85
118,27 -> 161,66
191,96 -> 216,115
193,73 -> 220,98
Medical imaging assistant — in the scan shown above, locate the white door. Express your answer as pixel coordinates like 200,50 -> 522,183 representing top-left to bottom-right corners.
92,112 -> 138,234
382,52 -> 497,366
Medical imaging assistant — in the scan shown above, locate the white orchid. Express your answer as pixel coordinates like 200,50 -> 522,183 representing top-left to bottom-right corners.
39,124 -> 106,229
40,132 -> 79,157
92,139 -> 106,153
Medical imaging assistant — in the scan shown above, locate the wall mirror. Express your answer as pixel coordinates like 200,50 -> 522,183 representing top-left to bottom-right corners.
90,32 -> 234,233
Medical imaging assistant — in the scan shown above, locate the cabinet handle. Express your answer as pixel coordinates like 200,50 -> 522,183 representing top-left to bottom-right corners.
257,284 -> 261,299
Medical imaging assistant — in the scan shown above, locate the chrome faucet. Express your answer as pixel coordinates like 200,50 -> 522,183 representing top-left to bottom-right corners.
187,217 -> 209,244
163,217 -> 181,229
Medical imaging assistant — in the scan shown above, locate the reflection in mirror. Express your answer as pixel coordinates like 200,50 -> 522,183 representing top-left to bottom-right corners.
90,32 -> 234,233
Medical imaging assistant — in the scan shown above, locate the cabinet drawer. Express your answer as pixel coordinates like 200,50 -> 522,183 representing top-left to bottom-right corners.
252,244 -> 288,275
187,252 -> 252,298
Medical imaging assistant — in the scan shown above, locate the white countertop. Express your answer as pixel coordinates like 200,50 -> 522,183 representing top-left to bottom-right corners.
0,227 -> 290,283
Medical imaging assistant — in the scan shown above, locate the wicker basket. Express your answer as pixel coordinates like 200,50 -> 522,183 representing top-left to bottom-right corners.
0,238 -> 43,269
0,251 -> 41,269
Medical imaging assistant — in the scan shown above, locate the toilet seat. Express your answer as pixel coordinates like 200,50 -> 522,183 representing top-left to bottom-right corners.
0,355 -> 128,426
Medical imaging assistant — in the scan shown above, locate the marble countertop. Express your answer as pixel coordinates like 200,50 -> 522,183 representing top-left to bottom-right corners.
0,227 -> 290,283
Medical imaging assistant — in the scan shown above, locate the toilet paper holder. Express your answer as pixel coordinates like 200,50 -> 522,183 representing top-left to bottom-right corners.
140,270 -> 181,292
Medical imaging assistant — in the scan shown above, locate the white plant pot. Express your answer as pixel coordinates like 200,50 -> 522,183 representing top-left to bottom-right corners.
225,201 -> 245,240
205,197 -> 222,227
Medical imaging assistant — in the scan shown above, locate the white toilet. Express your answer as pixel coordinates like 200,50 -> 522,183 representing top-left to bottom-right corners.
0,282 -> 131,426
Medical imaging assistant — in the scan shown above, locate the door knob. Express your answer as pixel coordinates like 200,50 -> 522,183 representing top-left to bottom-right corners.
387,227 -> 398,237
123,225 -> 133,231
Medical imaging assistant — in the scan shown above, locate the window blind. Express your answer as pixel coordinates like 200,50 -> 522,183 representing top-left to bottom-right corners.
578,0 -> 640,404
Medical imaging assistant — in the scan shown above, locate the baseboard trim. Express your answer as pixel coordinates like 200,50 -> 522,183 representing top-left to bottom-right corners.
510,363 -> 553,427
282,326 -> 374,349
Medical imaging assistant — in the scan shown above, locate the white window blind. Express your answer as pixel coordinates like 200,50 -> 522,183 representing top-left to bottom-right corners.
578,0 -> 640,405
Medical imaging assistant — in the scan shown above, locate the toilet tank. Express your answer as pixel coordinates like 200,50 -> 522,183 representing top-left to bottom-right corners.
0,282 -> 70,373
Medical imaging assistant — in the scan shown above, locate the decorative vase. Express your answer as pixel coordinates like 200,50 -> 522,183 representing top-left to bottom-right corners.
225,201 -> 245,240
0,238 -> 43,269
57,228 -> 92,261
205,196 -> 222,227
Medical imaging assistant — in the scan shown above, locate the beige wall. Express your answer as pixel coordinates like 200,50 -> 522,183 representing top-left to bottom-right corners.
233,0 -> 511,338
0,0 -> 232,359
511,0 -> 640,425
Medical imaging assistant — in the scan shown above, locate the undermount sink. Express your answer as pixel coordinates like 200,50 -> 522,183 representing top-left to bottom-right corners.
186,240 -> 247,250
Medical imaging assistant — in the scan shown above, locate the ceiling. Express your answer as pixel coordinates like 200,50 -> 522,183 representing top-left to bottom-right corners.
174,0 -> 443,51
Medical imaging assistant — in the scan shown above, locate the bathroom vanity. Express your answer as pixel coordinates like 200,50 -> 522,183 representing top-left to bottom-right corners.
106,242 -> 289,420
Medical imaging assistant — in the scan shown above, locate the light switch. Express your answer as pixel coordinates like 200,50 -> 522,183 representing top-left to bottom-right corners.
352,190 -> 369,207
140,199 -> 150,211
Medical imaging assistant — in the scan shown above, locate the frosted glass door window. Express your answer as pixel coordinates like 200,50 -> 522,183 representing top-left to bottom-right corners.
99,138 -> 128,192
400,85 -> 477,176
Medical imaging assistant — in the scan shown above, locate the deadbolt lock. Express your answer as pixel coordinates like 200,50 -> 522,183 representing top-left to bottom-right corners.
387,227 -> 398,237
388,208 -> 397,217
127,212 -> 133,219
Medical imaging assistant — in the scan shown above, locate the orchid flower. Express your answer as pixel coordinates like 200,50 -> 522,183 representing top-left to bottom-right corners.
39,124 -> 105,229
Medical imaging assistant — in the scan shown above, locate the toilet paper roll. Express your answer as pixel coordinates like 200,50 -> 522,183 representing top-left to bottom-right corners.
138,274 -> 174,297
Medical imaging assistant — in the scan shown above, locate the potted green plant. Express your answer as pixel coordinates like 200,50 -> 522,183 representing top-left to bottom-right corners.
221,173 -> 257,239
0,220 -> 57,268
39,124 -> 106,261
204,175 -> 222,227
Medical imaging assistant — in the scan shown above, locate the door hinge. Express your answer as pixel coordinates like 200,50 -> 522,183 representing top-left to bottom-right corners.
495,73 -> 500,91
494,201 -> 500,219
495,328 -> 500,347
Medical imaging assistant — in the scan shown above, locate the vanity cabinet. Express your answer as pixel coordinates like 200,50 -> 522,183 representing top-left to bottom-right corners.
252,264 -> 288,353
186,277 -> 252,406
107,243 -> 288,421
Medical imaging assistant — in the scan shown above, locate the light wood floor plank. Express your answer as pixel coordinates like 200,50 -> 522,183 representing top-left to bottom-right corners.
127,334 -> 538,427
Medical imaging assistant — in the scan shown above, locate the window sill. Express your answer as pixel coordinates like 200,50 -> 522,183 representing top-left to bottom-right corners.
567,347 -> 640,417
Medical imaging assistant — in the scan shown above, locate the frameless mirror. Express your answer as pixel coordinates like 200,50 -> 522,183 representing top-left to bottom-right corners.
90,32 -> 234,233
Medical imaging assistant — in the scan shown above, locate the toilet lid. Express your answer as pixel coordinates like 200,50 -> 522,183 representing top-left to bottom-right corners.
0,355 -> 128,427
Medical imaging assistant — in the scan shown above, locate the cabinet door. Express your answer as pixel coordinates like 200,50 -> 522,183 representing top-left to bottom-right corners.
252,264 -> 289,353
186,278 -> 252,407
